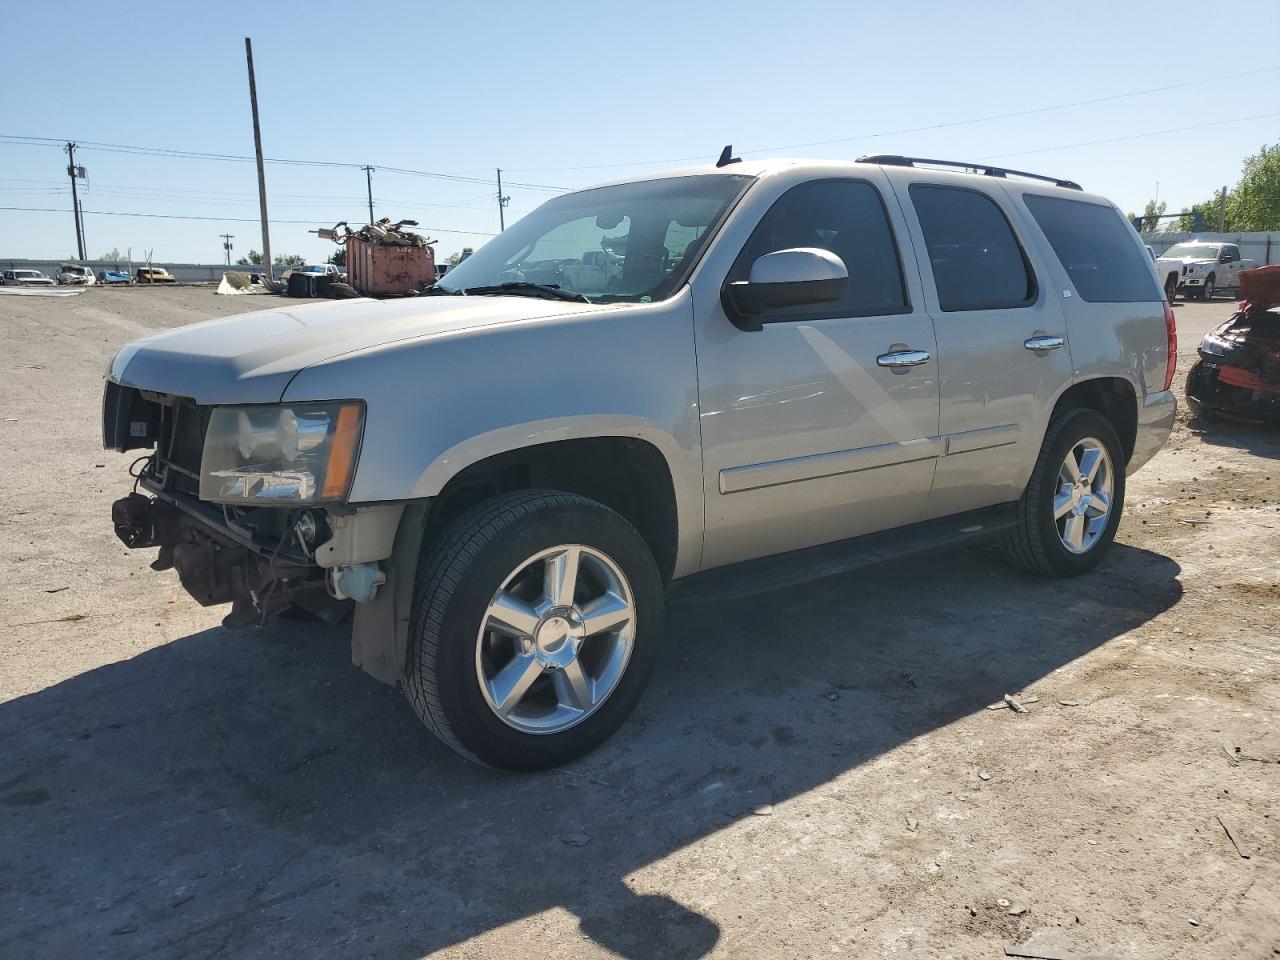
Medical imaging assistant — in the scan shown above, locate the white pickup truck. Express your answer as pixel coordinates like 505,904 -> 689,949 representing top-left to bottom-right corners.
1156,241 -> 1254,300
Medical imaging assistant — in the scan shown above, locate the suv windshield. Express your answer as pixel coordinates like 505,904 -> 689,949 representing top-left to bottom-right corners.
1164,242 -> 1219,258
436,174 -> 752,303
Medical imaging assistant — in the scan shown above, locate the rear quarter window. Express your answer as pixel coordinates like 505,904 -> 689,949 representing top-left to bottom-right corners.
908,184 -> 1035,312
1023,195 -> 1161,302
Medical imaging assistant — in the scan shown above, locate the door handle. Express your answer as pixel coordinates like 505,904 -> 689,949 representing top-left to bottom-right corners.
1024,335 -> 1065,352
876,349 -> 931,368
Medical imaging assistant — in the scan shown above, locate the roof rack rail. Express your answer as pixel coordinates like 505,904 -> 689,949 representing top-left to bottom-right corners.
855,154 -> 1082,191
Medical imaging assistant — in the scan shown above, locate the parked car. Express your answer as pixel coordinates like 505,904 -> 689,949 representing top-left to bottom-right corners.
281,263 -> 343,298
97,269 -> 132,285
1156,240 -> 1254,300
1,269 -> 55,287
281,263 -> 343,284
136,266 -> 176,284
56,263 -> 96,286
103,153 -> 1176,770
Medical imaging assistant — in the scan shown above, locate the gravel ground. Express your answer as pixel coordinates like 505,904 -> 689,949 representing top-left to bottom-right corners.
1,286 -> 1277,960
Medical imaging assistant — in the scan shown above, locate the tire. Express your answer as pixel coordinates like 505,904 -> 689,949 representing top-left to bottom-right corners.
1001,409 -> 1126,577
403,490 -> 663,770
1164,273 -> 1178,301
1202,274 -> 1216,300
1184,362 -> 1214,421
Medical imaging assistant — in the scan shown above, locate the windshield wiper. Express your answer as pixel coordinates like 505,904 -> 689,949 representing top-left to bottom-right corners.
422,284 -> 462,296
460,282 -> 592,304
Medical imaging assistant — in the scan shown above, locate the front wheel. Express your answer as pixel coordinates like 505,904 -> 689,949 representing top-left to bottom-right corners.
1164,273 -> 1178,301
403,490 -> 663,770
1201,274 -> 1216,300
1002,409 -> 1126,577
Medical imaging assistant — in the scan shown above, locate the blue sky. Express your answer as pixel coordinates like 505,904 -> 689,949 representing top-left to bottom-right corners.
3,0 -> 1278,264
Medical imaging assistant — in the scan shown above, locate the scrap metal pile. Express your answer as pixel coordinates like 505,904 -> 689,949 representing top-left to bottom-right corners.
320,219 -> 438,298
1187,264 -> 1280,423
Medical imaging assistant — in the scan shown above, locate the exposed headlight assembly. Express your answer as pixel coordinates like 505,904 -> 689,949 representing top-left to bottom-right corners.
1199,333 -> 1233,357
200,401 -> 364,504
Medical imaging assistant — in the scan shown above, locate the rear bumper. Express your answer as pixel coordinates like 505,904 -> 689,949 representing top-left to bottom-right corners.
1128,389 -> 1176,475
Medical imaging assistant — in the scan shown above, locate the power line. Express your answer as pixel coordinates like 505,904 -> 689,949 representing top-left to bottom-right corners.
0,206 -> 497,236
503,65 -> 1280,173
976,112 -> 1280,161
0,134 -> 569,192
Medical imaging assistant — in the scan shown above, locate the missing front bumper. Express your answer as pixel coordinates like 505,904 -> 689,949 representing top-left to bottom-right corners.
110,491 -> 339,628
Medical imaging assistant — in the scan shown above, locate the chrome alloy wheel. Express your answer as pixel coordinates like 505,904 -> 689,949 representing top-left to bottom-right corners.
1054,437 -> 1115,554
475,545 -> 635,734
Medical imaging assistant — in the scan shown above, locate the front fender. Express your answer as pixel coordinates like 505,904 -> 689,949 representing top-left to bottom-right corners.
412,415 -> 703,580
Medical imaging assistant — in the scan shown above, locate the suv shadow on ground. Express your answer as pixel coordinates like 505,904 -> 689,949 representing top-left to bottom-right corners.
0,543 -> 1181,959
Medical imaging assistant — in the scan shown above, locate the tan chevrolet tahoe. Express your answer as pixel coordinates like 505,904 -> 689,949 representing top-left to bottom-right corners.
103,152 -> 1177,769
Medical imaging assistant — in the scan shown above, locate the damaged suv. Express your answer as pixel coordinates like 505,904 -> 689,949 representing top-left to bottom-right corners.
104,154 -> 1176,770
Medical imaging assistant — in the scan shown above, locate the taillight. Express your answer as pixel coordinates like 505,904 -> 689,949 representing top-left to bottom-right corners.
1163,300 -> 1177,391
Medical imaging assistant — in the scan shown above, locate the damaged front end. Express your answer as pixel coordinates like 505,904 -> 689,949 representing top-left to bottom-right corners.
104,383 -> 399,630
1186,265 -> 1280,424
110,487 -> 342,628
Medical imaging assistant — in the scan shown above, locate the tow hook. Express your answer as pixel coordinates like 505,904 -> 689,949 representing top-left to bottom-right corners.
327,562 -> 386,604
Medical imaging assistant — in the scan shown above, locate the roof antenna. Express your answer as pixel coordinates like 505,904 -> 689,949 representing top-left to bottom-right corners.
716,144 -> 741,168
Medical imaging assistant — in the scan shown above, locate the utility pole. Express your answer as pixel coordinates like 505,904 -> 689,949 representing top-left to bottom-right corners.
65,142 -> 86,261
77,195 -> 87,259
496,168 -> 510,231
244,38 -> 276,289
1217,185 -> 1227,232
219,233 -> 235,266
362,166 -> 375,224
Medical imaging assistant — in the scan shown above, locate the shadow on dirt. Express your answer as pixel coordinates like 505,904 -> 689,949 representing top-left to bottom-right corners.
0,543 -> 1182,959
1186,414 -> 1280,454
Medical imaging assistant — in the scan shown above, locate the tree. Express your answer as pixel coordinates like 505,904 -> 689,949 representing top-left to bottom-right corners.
1177,202 -> 1214,233
273,253 -> 305,268
236,249 -> 263,266
327,248 -> 346,268
446,246 -> 474,266
1226,142 -> 1280,231
98,247 -> 125,263
1178,187 -> 1230,232
1130,199 -> 1166,233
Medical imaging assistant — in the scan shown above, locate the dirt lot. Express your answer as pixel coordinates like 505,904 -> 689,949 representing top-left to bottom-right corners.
1,286 -> 1277,960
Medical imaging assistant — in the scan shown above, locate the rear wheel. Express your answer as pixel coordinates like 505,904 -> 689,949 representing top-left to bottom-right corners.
403,490 -> 663,770
1002,409 -> 1125,577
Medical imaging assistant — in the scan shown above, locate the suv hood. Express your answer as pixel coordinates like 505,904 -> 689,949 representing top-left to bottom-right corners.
110,295 -> 593,404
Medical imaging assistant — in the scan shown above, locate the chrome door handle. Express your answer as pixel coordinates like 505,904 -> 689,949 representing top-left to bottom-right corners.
876,349 -> 930,368
1024,335 -> 1065,351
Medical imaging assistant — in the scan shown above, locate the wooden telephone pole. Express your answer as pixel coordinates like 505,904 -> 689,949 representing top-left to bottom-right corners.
244,38 -> 276,288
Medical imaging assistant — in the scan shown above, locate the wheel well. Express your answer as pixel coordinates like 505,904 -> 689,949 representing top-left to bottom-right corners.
1051,378 -> 1137,463
424,437 -> 679,582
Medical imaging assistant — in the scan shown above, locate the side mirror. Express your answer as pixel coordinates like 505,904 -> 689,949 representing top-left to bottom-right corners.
722,248 -> 848,331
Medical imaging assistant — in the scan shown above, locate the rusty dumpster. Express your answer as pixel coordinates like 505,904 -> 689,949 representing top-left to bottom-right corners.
346,234 -> 436,297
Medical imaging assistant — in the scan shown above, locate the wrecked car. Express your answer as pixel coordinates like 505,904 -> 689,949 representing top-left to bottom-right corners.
103,154 -> 1176,770
56,263 -> 96,286
1186,264 -> 1280,422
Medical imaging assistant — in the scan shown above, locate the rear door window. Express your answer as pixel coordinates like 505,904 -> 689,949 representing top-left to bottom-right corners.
909,184 -> 1035,311
1023,194 -> 1161,302
731,178 -> 909,320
